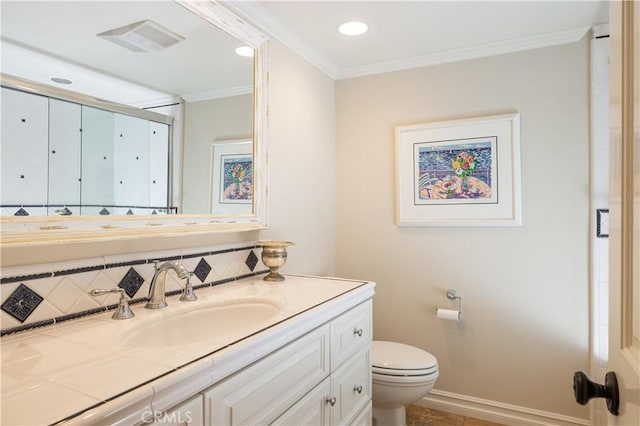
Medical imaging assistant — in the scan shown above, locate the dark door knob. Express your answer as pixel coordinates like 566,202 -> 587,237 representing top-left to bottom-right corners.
573,371 -> 619,416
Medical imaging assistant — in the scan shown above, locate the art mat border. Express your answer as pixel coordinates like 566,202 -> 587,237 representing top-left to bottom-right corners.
395,112 -> 522,227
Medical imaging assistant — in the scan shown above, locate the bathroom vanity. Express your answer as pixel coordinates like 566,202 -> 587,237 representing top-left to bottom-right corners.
0,275 -> 375,425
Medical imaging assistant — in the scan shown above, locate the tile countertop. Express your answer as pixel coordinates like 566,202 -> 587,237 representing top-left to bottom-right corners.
0,274 -> 375,426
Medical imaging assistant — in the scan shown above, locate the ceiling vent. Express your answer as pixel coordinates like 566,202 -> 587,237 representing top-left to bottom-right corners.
97,20 -> 185,53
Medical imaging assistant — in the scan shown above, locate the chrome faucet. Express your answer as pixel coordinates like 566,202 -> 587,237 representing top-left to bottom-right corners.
146,260 -> 190,309
89,287 -> 135,320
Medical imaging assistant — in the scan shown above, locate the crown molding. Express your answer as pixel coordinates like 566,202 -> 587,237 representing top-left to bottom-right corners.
224,0 -> 339,78
217,3 -> 595,81
336,26 -> 592,80
182,85 -> 253,102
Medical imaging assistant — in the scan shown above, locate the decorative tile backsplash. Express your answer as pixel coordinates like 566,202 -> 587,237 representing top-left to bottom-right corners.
1,283 -> 44,323
0,242 -> 267,336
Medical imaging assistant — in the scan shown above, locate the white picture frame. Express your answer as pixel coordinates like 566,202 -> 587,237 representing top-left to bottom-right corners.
209,139 -> 253,215
395,113 -> 522,226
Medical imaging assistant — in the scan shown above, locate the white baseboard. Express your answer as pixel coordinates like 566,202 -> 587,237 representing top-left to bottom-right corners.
416,389 -> 590,426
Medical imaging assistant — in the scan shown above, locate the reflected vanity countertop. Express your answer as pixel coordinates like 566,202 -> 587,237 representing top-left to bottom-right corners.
0,275 -> 375,425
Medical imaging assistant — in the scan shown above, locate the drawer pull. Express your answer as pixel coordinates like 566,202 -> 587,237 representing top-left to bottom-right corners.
353,385 -> 363,394
326,396 -> 337,406
353,328 -> 363,337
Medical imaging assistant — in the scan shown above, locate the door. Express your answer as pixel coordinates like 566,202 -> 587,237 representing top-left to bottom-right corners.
608,0 -> 640,424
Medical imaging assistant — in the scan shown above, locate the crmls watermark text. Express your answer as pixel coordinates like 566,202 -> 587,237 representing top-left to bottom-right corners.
141,410 -> 193,424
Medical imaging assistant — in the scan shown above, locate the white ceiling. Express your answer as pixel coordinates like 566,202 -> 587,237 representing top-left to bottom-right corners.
234,0 -> 609,79
0,1 -> 255,104
0,1 -> 609,104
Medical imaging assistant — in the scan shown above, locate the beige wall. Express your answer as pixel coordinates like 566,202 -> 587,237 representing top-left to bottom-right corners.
182,95 -> 253,214
0,31 -> 591,421
259,41 -> 337,277
335,40 -> 590,418
0,40 -> 337,279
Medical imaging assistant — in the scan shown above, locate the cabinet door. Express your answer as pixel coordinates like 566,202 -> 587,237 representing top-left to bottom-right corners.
331,301 -> 372,371
272,377 -> 331,426
1,87 -> 49,207
349,401 -> 372,426
150,395 -> 203,426
331,349 -> 371,426
204,325 -> 330,426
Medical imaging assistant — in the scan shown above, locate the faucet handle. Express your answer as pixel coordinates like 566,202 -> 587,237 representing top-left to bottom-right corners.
90,288 -> 135,320
179,272 -> 198,302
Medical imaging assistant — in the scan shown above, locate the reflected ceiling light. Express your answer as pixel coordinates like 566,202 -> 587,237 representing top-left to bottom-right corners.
338,21 -> 368,36
97,19 -> 185,53
51,77 -> 72,85
235,46 -> 254,57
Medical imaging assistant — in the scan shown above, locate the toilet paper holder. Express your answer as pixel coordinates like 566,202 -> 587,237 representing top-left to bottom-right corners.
445,289 -> 462,314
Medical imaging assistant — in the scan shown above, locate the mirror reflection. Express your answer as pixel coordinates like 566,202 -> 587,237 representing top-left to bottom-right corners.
0,0 -> 255,217
1,79 -> 174,216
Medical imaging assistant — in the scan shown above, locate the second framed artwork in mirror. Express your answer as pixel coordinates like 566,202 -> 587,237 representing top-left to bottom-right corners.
210,139 -> 253,215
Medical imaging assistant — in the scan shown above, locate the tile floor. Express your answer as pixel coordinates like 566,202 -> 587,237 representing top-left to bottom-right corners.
406,404 -> 505,426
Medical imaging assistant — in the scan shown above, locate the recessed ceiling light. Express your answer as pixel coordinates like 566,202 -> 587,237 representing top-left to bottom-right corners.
51,77 -> 73,85
338,21 -> 368,36
235,46 -> 254,58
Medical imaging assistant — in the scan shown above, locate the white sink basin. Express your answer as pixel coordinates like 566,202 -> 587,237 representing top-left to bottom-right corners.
120,298 -> 282,348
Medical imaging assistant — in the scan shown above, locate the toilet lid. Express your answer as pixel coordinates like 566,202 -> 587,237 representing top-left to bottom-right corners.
372,341 -> 438,376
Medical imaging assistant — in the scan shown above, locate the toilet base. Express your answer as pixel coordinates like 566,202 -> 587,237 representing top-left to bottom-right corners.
372,405 -> 406,426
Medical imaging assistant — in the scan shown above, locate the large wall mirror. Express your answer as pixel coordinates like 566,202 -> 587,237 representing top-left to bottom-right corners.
0,1 -> 269,245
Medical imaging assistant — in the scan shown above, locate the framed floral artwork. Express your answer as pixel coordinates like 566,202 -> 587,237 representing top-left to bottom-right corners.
209,139 -> 253,215
395,113 -> 522,226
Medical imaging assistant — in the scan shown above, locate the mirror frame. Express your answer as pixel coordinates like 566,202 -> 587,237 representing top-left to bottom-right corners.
0,0 -> 269,247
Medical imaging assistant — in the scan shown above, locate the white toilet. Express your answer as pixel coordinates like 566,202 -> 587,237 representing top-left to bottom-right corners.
371,341 -> 439,426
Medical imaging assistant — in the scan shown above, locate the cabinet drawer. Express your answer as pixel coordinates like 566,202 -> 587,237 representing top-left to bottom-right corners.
204,324 -> 330,426
272,350 -> 371,426
331,301 -> 372,371
331,349 -> 371,426
271,377 -> 331,426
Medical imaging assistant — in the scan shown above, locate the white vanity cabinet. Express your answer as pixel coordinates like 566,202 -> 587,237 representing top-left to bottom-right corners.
273,347 -> 372,426
203,300 -> 372,426
151,395 -> 204,426
328,346 -> 371,425
204,324 -> 330,425
3,277 -> 375,426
